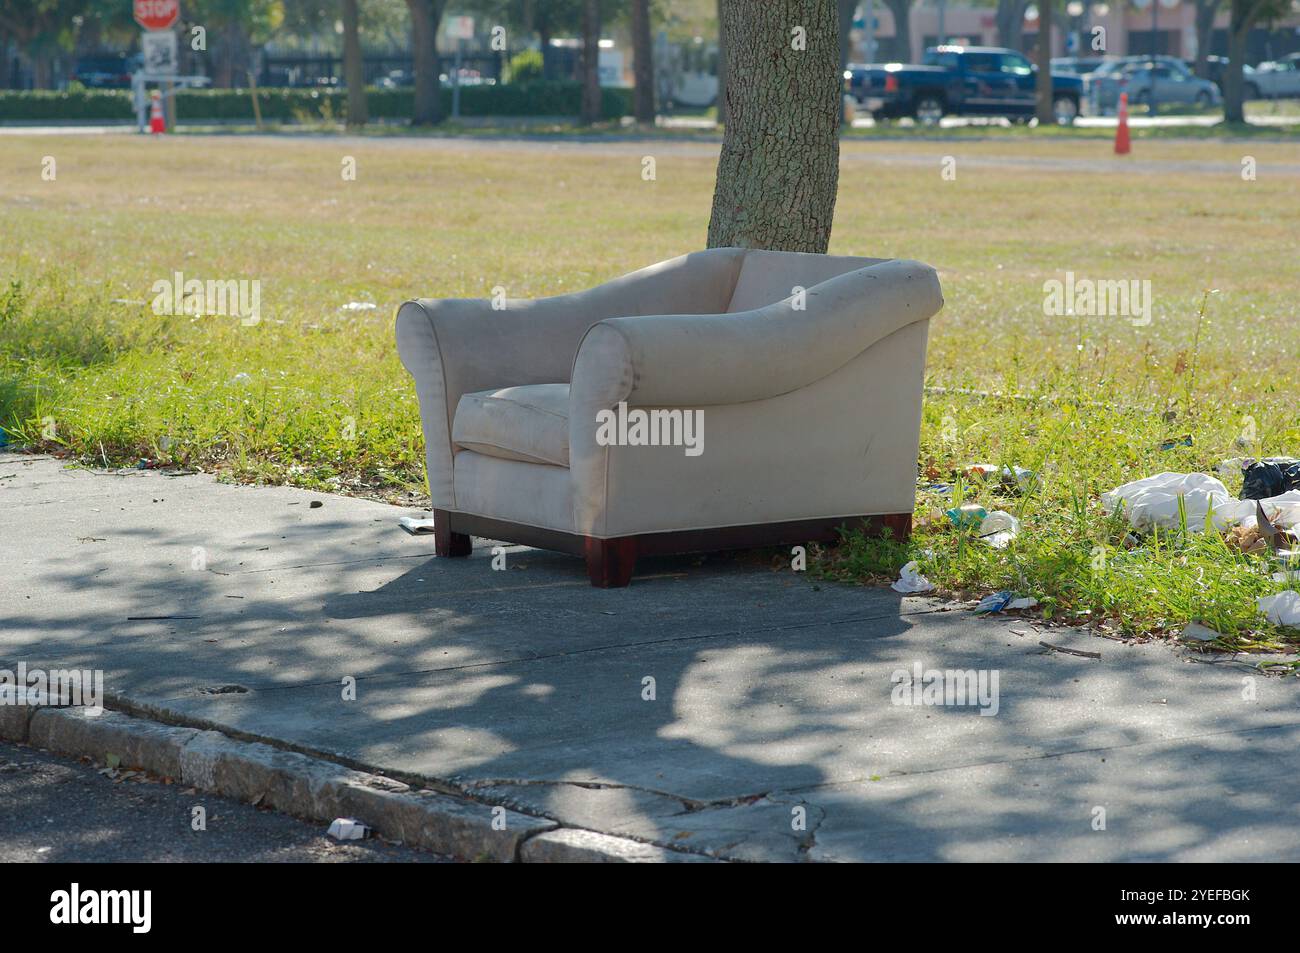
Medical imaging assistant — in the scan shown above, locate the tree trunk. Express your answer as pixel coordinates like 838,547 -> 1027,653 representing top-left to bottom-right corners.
837,0 -> 855,72
407,0 -> 445,125
715,0 -> 727,124
343,0 -> 368,127
631,0 -> 655,124
1194,0 -> 1219,78
580,0 -> 602,124
1223,9 -> 1250,122
706,0 -> 841,253
1035,0 -> 1054,123
996,0 -> 1028,52
882,0 -> 913,63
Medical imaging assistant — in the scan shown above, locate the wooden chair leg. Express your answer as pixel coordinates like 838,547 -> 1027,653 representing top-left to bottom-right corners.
584,536 -> 637,588
433,508 -> 471,557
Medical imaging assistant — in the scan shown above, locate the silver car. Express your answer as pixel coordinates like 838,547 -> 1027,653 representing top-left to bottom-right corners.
1245,57 -> 1300,99
1085,56 -> 1221,113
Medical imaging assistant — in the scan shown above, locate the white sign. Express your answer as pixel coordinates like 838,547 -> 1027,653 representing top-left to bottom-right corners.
445,16 -> 474,40
141,30 -> 178,76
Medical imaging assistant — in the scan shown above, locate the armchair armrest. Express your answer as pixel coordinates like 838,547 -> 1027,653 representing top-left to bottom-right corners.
395,247 -> 745,507
570,258 -> 942,409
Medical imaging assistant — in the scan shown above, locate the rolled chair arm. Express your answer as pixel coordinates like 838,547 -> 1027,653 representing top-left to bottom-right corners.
570,258 -> 943,410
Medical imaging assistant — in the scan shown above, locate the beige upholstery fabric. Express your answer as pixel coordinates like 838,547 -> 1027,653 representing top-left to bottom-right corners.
453,383 -> 570,467
396,249 -> 943,539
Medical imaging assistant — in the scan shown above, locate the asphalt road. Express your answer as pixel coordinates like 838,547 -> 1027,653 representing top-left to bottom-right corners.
0,740 -> 451,863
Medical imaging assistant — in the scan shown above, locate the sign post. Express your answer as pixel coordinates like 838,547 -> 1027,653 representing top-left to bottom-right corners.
133,0 -> 179,31
130,0 -> 210,133
446,16 -> 474,119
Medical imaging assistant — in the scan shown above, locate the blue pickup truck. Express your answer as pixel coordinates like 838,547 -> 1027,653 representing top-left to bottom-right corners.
848,46 -> 1084,125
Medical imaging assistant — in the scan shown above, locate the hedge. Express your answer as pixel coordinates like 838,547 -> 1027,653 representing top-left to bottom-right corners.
0,82 -> 631,122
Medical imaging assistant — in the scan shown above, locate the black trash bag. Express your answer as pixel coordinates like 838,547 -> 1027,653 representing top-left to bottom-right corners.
1241,457 -> 1300,500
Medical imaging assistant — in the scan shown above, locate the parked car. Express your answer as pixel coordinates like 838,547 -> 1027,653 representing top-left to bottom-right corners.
1244,58 -> 1300,99
74,53 -> 141,89
847,46 -> 1083,125
1051,56 -> 1109,76
1085,56 -> 1221,112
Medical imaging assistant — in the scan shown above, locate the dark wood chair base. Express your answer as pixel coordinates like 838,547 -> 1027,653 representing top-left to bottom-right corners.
584,536 -> 638,588
437,510 -> 911,588
433,508 -> 472,557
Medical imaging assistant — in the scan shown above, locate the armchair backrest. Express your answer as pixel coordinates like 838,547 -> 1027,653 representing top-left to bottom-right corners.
726,249 -> 889,313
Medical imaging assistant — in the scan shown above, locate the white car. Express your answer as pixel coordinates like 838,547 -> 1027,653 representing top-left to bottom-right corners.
1245,56 -> 1300,99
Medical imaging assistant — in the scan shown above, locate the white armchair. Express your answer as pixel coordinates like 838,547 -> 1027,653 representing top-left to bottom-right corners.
396,248 -> 943,586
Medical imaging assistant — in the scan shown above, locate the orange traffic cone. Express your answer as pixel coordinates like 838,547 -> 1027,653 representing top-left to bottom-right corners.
149,90 -> 166,135
1114,91 -> 1131,155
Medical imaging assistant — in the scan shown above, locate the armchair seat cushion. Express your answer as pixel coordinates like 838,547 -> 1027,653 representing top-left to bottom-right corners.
452,383 -> 570,467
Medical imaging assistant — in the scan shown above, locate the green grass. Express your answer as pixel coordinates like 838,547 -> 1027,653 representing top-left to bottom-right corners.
2,130 -> 1299,653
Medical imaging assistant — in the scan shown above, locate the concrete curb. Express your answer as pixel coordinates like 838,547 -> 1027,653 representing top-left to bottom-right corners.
2,705 -> 715,862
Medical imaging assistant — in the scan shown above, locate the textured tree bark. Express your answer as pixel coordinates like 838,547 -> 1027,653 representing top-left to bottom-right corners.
632,0 -> 655,124
580,0 -> 602,124
407,0 -> 446,126
342,0 -> 368,128
706,0 -> 841,253
1034,0 -> 1055,124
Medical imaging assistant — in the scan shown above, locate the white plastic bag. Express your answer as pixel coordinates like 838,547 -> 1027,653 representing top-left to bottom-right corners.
891,561 -> 935,594
1102,472 -> 1235,532
1258,591 -> 1300,626
978,510 -> 1021,548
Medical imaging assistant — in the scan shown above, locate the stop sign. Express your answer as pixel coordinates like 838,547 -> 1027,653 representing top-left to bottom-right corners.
134,0 -> 179,31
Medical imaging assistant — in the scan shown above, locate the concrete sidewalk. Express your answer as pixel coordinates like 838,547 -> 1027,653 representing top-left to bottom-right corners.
3,451 -> 1299,862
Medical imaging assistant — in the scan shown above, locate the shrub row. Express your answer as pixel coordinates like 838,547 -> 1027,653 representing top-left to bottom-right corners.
0,82 -> 631,122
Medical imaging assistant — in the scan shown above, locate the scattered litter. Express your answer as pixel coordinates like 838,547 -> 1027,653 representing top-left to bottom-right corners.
1159,434 -> 1193,452
327,818 -> 370,840
963,463 -> 1036,492
1241,457 -> 1300,501
1226,524 -> 1268,554
1039,641 -> 1101,659
1258,591 -> 1300,627
1098,472 -> 1300,534
1101,472 -> 1233,532
923,482 -> 954,495
974,591 -> 1036,614
945,503 -> 987,528
339,301 -> 378,312
1180,622 -> 1222,642
977,510 -> 1021,548
891,561 -> 934,594
1253,500 -> 1300,556
127,614 -> 199,620
309,500 -> 323,508
398,516 -> 438,535
230,372 -> 251,384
